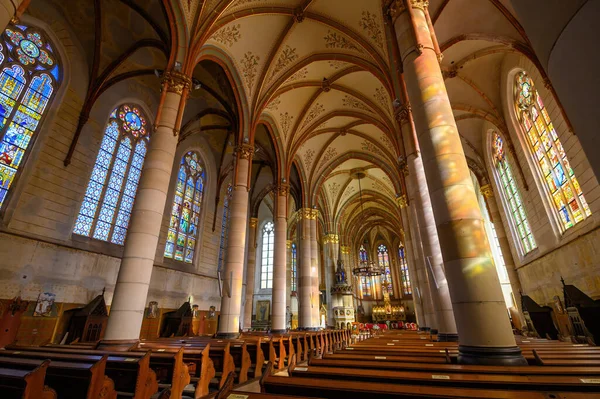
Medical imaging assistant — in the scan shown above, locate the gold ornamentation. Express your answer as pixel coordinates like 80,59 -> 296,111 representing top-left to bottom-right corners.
388,0 -> 429,20
323,234 -> 339,245
301,208 -> 312,220
341,246 -> 351,254
249,217 -> 258,228
480,184 -> 494,198
277,183 -> 289,197
310,209 -> 319,219
162,71 -> 192,95
286,240 -> 293,249
397,195 -> 408,208
236,143 -> 254,160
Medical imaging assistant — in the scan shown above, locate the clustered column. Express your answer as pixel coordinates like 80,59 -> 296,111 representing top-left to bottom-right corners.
391,0 -> 524,364
309,209 -> 321,328
271,184 -> 288,333
217,144 -> 253,338
323,233 -> 339,327
299,208 -> 314,329
242,217 -> 259,330
104,71 -> 191,341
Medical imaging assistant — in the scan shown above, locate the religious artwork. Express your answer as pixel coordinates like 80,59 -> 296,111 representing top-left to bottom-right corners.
378,244 -> 393,295
256,300 -> 270,322
146,301 -> 158,318
290,242 -> 297,292
33,292 -> 55,317
492,132 -> 536,254
514,71 -> 591,231
164,151 -> 205,263
207,305 -> 217,320
0,23 -> 60,209
73,104 -> 149,244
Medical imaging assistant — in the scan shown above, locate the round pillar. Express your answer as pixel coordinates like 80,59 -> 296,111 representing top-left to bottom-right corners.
391,0 -> 524,365
309,210 -> 321,328
242,217 -> 258,330
271,185 -> 288,333
299,209 -> 315,329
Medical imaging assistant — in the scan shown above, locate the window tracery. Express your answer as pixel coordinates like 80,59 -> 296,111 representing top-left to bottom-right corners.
0,23 -> 60,209
164,151 -> 205,263
514,71 -> 591,231
378,244 -> 393,295
261,221 -> 274,289
74,105 -> 149,244
291,242 -> 297,293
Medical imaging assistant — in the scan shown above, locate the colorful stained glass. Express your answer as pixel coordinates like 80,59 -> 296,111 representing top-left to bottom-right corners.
261,222 -> 274,289
514,71 -> 591,232
164,151 -> 205,263
0,23 -> 59,209
378,244 -> 393,296
74,105 -> 150,244
359,244 -> 368,262
361,276 -> 371,297
398,245 -> 412,296
492,132 -> 536,254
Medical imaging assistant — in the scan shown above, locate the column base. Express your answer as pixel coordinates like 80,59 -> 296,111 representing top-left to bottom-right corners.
436,333 -> 458,342
430,329 -> 439,335
458,345 -> 527,366
419,327 -> 431,332
271,329 -> 287,334
298,327 -> 321,331
97,339 -> 140,352
215,332 -> 241,339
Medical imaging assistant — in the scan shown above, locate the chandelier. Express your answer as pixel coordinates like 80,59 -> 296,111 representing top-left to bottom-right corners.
351,169 -> 385,278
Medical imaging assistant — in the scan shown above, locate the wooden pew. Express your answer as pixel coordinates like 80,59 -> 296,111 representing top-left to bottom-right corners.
0,348 -> 158,398
262,361 -> 599,399
0,360 -> 56,399
213,370 -> 325,399
0,355 -> 116,399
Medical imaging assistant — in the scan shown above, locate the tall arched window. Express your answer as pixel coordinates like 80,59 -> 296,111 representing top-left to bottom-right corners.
492,132 -> 536,254
377,244 -> 392,295
514,71 -> 591,231
291,242 -> 297,293
0,23 -> 60,209
261,222 -> 274,289
164,151 -> 205,263
359,244 -> 370,296
359,244 -> 368,262
398,244 -> 412,296
217,183 -> 233,272
74,105 -> 149,244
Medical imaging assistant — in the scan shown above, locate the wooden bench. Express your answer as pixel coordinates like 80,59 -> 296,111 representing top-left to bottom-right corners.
0,360 -> 56,399
0,355 -> 116,399
0,348 -> 158,398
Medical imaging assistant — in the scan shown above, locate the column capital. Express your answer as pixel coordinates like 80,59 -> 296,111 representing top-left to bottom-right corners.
249,217 -> 259,228
388,0 -> 429,19
310,209 -> 319,219
286,240 -> 293,249
341,245 -> 351,254
397,194 -> 408,208
236,143 -> 254,160
301,207 -> 312,220
394,102 -> 412,125
161,71 -> 192,95
322,234 -> 339,245
480,184 -> 494,198
276,183 -> 290,197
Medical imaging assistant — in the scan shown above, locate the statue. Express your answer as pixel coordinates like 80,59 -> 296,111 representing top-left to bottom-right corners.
335,258 -> 347,284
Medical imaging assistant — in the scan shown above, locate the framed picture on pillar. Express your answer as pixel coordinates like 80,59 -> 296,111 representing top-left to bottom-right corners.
256,300 -> 270,322
33,292 -> 55,317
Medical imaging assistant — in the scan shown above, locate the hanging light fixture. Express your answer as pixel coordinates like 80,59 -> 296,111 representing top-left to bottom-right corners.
352,169 -> 385,278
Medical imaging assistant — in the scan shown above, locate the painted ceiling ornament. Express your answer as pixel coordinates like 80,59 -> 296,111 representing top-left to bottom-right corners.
279,112 -> 293,138
240,51 -> 260,94
359,10 -> 384,49
293,6 -> 305,23
271,45 -> 298,79
324,30 -> 362,53
301,102 -> 325,129
321,77 -> 331,92
212,24 -> 241,47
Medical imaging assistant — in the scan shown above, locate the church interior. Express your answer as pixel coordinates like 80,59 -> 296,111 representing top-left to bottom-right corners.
0,0 -> 599,398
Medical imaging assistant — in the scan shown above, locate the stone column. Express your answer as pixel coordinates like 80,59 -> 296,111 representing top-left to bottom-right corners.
1,0 -> 23,31
397,195 -> 425,325
103,72 -> 190,342
391,0 -> 524,364
480,184 -> 523,314
271,185 -> 288,333
309,209 -> 321,328
323,234 -> 339,326
299,208 -> 314,329
217,144 -> 253,338
242,217 -> 259,330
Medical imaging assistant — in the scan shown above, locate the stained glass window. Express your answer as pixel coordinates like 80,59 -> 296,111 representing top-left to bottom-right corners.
398,244 -> 412,296
361,276 -> 371,297
377,244 -> 393,296
492,132 -> 536,253
261,222 -> 274,289
291,242 -> 297,293
217,183 -> 233,272
359,244 -> 368,262
0,23 -> 60,209
73,104 -> 148,244
164,151 -> 205,263
514,71 -> 591,231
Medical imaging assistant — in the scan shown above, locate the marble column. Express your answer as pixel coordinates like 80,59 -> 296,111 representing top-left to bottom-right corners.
299,208 -> 314,329
309,209 -> 321,328
242,217 -> 259,330
397,195 -> 425,325
104,71 -> 190,341
480,184 -> 523,315
391,0 -> 524,364
1,0 -> 23,31
217,144 -> 253,338
271,185 -> 288,333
